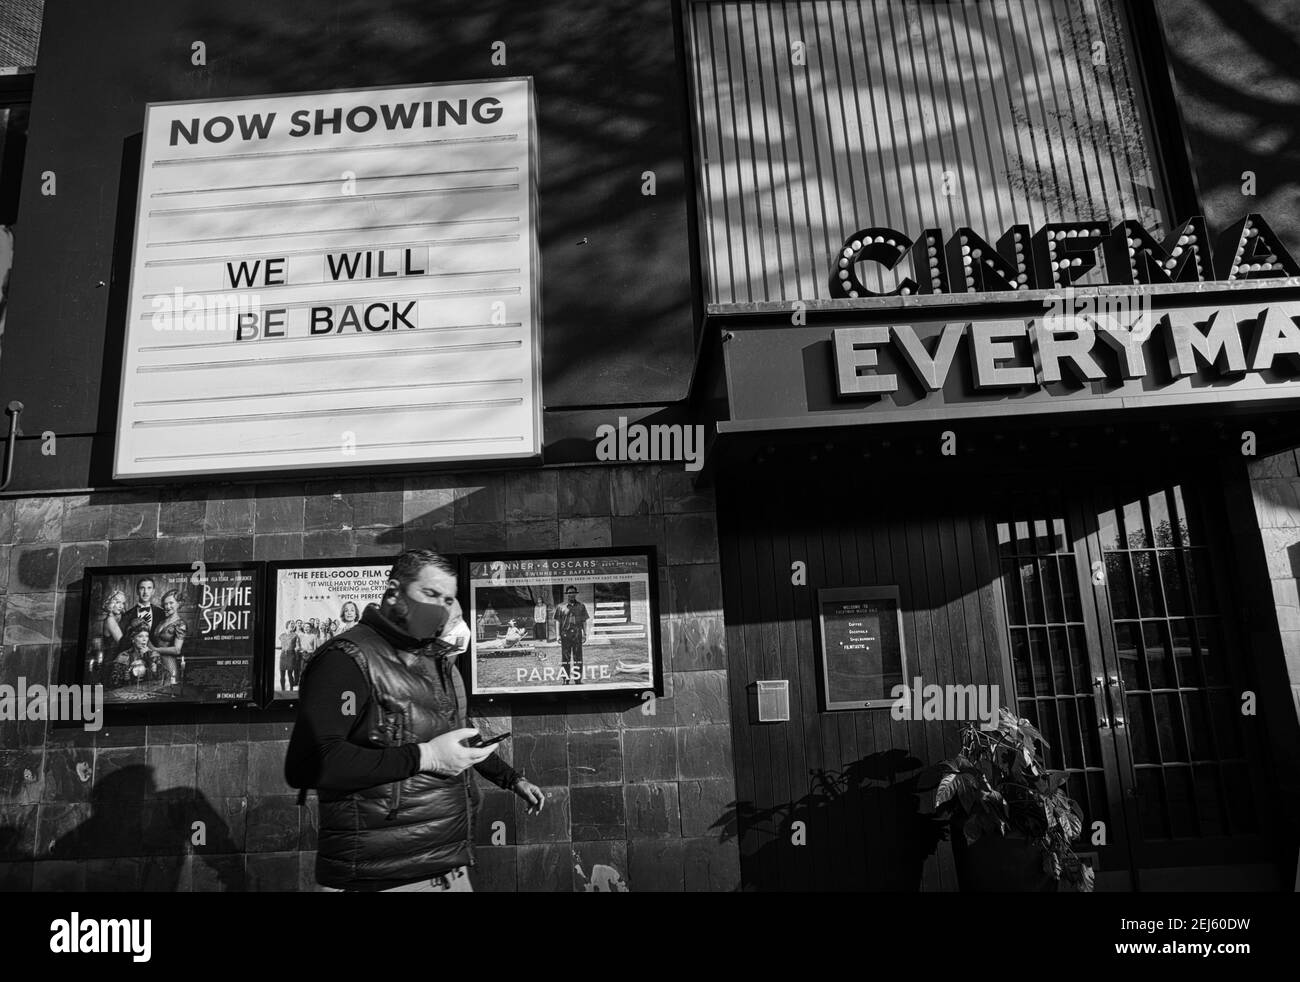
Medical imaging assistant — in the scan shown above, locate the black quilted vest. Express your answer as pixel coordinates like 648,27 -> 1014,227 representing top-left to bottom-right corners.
308,604 -> 480,890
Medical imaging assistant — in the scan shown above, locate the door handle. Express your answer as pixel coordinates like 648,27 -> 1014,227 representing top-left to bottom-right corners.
1093,675 -> 1111,728
1108,673 -> 1126,728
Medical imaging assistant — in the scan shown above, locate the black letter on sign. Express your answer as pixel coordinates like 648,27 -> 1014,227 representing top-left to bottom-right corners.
831,228 -> 917,298
309,307 -> 334,335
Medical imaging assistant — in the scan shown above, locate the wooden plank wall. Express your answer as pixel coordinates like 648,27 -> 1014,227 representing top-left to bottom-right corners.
687,0 -> 1168,303
717,468 -> 1010,890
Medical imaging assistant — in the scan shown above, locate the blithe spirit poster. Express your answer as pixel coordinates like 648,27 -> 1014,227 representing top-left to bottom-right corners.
80,564 -> 260,705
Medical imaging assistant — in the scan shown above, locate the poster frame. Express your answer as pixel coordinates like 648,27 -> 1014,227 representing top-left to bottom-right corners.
459,545 -> 663,701
815,584 -> 908,712
258,554 -> 409,707
75,561 -> 265,716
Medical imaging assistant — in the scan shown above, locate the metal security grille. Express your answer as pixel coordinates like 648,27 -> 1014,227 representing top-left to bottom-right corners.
995,493 -> 1111,834
687,0 -> 1170,303
1096,483 -> 1259,840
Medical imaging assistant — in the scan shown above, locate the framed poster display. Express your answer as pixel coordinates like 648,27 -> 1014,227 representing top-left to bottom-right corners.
461,547 -> 661,697
815,585 -> 908,711
261,556 -> 398,704
77,563 -> 262,707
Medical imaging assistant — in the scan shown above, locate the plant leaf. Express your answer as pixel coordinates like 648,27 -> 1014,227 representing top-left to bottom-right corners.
1042,850 -> 1062,877
951,772 -> 980,812
934,773 -> 958,809
983,790 -> 1010,821
1058,804 -> 1082,841
1078,864 -> 1096,893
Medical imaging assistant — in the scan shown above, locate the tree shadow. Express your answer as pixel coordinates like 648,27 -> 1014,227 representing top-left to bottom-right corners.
711,749 -> 946,891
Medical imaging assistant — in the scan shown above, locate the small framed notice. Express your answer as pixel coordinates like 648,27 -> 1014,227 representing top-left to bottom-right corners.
815,585 -> 907,711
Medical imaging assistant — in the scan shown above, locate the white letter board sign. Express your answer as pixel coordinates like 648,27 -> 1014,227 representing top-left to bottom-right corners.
114,78 -> 541,479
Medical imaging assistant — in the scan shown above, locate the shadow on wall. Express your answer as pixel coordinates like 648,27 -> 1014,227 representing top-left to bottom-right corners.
712,749 -> 946,892
102,0 -> 694,407
1162,0 -> 1300,252
0,765 -> 241,890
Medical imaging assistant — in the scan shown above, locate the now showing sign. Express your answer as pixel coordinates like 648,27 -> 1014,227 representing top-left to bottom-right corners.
115,79 -> 541,479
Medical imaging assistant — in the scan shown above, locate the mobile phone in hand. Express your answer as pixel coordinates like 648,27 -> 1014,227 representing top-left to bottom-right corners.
464,731 -> 511,748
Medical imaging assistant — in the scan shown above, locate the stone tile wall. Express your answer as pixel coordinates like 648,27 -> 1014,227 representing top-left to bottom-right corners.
0,464 -> 740,892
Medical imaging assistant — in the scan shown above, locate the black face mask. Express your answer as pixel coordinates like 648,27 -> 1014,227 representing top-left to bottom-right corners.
402,595 -> 450,641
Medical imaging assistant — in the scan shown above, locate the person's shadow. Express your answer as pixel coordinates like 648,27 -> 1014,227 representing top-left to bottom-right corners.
49,765 -> 241,890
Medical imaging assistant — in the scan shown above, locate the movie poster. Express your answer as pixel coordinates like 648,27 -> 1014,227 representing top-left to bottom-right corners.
465,550 -> 660,696
80,564 -> 260,705
265,558 -> 392,701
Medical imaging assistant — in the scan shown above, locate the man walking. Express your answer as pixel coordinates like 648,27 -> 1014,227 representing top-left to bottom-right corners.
285,548 -> 544,891
555,585 -> 589,685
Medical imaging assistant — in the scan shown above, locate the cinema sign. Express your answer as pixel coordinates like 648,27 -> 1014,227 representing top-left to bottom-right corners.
829,213 -> 1298,297
114,79 -> 542,480
720,299 -> 1300,429
707,212 -> 1300,430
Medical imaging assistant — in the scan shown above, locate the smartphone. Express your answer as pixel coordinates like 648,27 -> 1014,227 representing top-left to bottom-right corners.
464,731 -> 511,748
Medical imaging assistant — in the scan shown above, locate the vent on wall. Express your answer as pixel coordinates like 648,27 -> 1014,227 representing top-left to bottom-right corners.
750,680 -> 790,723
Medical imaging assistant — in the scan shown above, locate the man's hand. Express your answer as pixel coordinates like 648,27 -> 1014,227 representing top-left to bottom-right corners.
418,728 -> 495,776
513,779 -> 545,815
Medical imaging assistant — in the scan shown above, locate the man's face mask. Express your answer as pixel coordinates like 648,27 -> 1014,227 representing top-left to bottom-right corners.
403,595 -> 450,641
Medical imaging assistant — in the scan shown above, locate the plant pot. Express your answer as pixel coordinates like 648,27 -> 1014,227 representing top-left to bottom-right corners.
950,825 -> 1058,892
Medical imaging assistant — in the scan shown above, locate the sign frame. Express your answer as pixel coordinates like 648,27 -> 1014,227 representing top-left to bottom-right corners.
113,77 -> 544,481
459,545 -> 663,700
76,561 -> 264,714
815,584 -> 908,712
259,554 -> 416,706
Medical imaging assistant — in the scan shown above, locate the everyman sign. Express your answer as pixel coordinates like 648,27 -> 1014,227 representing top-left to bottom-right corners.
115,79 -> 542,479
719,299 -> 1300,428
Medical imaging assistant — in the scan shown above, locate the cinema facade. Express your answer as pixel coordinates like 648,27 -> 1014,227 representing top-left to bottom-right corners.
0,0 -> 1299,893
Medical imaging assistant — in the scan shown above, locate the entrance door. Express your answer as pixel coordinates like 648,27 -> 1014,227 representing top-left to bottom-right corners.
992,488 -> 1134,889
993,478 -> 1278,890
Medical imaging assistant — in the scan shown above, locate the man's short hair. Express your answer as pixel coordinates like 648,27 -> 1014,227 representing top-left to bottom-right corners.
565,585 -> 578,594
388,549 -> 456,588
136,577 -> 155,591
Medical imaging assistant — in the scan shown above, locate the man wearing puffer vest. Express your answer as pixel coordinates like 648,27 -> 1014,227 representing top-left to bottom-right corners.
286,548 -> 545,892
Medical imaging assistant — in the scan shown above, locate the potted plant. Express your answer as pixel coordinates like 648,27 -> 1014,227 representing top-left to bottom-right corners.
919,707 -> 1095,892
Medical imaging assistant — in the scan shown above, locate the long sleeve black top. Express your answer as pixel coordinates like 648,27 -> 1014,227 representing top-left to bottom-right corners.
284,611 -> 519,795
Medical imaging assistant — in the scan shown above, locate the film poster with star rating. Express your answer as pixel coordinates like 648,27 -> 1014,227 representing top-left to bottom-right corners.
268,560 -> 391,700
